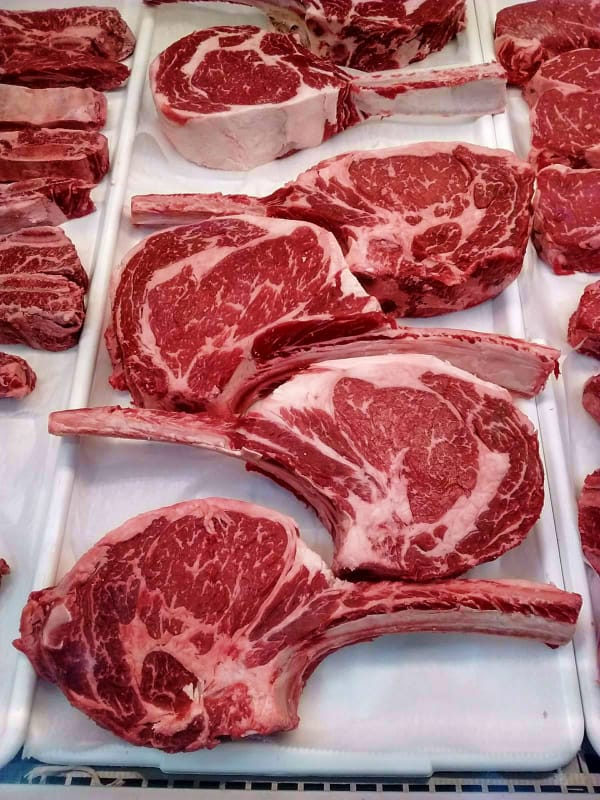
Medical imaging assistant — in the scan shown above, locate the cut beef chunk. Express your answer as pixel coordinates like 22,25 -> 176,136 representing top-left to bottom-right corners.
530,89 -> 600,170
524,48 -> 600,107
143,0 -> 466,72
0,177 -> 94,235
583,375 -> 600,425
0,84 -> 107,131
0,227 -> 88,289
0,48 -> 130,91
0,559 -> 9,587
0,274 -> 85,351
579,469 -> 600,574
132,143 -> 533,317
533,165 -> 600,275
0,7 -> 135,62
0,352 -> 36,398
150,26 -> 506,170
0,129 -> 109,184
50,353 -> 545,581
106,215 -> 386,411
568,281 -> 600,358
495,0 -> 600,86
14,498 -> 581,752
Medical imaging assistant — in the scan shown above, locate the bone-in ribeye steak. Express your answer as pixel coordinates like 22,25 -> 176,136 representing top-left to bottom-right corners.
568,281 -> 600,359
583,375 -> 600,425
50,353 -> 545,581
14,497 -> 581,751
0,6 -> 135,62
579,470 -> 600,574
0,128 -> 109,184
143,0 -> 466,72
133,143 -> 534,317
523,48 -> 600,107
0,227 -> 86,351
495,0 -> 600,86
532,165 -> 600,275
0,177 -> 95,235
0,352 -> 36,398
0,47 -> 130,91
150,26 -> 506,170
0,84 -> 107,131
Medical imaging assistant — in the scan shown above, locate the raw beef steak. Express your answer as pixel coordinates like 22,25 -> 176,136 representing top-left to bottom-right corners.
524,48 -> 600,107
568,281 -> 600,358
0,227 -> 88,289
106,215 -> 386,411
0,7 -> 135,62
50,354 -> 545,581
583,375 -> 600,425
0,129 -> 109,184
533,165 -> 600,275
0,177 -> 95,235
0,84 -> 107,131
0,48 -> 130,91
0,559 -> 8,588
150,26 -> 506,170
579,470 -> 600,574
495,0 -> 600,86
143,0 -> 466,72
15,498 -> 581,751
530,89 -> 600,170
0,352 -> 36,398
132,143 -> 534,316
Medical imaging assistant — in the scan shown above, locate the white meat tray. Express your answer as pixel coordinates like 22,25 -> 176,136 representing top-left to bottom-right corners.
0,0 -> 147,770
13,0 -> 583,776
478,0 -> 600,760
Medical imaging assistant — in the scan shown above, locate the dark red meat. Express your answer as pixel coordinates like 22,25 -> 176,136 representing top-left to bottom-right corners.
568,281 -> 600,358
0,352 -> 36,398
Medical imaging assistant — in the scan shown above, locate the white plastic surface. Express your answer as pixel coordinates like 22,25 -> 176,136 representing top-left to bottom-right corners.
16,0 -> 583,776
0,0 -> 147,770
478,0 -> 600,759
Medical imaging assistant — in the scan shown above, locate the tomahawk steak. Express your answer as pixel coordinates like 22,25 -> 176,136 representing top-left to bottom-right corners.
0,177 -> 95,235
530,89 -> 600,170
15,497 -> 581,751
132,143 -> 534,316
0,48 -> 130,91
495,0 -> 600,86
532,165 -> 600,275
50,353 -> 545,581
0,128 -> 109,184
0,352 -> 36,398
150,26 -> 506,170
143,0 -> 466,72
583,375 -> 600,425
0,84 -> 107,131
568,281 -> 600,359
0,7 -> 135,62
523,48 -> 600,107
579,469 -> 600,574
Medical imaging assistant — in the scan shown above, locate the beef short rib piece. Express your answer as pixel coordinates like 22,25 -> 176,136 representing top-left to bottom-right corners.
14,497 -> 581,752
579,470 -> 600,574
143,0 -> 466,72
0,227 -> 88,289
0,177 -> 95,235
495,1 -> 600,86
568,281 -> 600,359
583,375 -> 600,425
0,7 -> 135,62
530,89 -> 600,170
106,215 -> 386,411
133,142 -> 534,317
0,128 -> 109,184
0,84 -> 107,131
524,48 -> 600,107
0,48 -> 130,91
0,352 -> 36,398
533,165 -> 600,275
150,26 -> 506,170
50,353 -> 545,581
